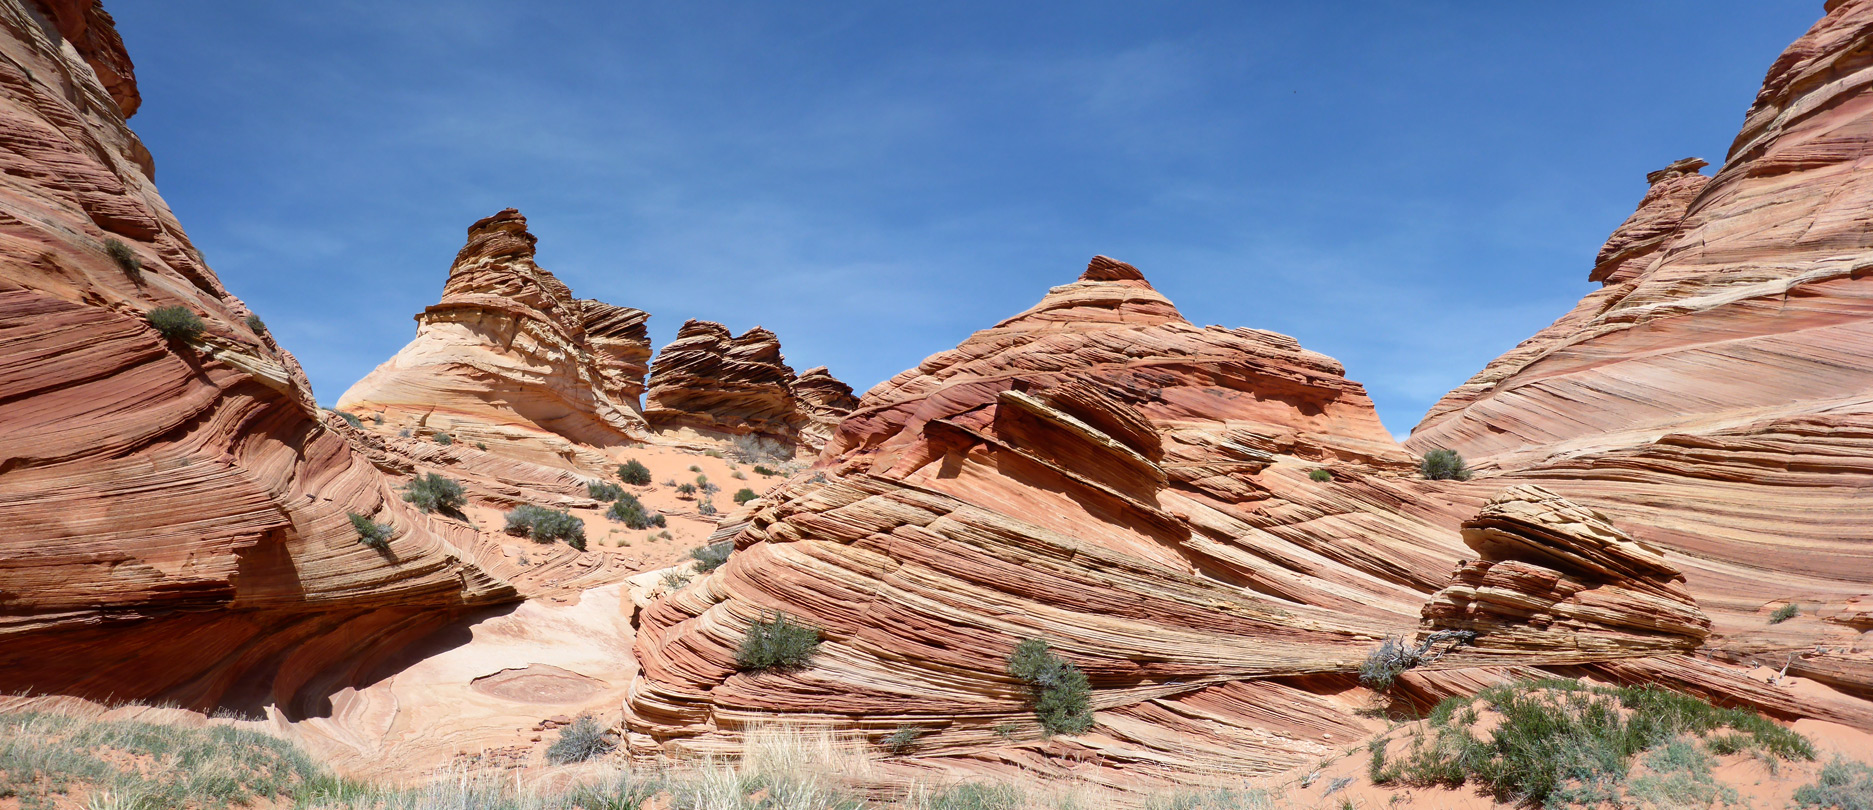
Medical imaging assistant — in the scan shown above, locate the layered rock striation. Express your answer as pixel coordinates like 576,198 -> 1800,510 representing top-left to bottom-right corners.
643,320 -> 856,453
337,209 -> 652,463
624,257 -> 1477,784
1409,0 -> 1873,631
0,0 -> 515,708
1422,485 -> 1710,661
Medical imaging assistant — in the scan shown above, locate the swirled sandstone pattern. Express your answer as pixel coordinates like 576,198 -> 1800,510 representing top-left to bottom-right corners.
337,208 -> 652,464
644,320 -> 856,453
624,257 -> 1485,785
0,0 -> 517,708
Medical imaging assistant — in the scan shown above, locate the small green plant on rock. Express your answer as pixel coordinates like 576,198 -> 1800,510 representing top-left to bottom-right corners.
618,459 -> 652,485
736,611 -> 822,672
401,472 -> 465,515
545,714 -> 614,764
1770,603 -> 1801,624
331,410 -> 363,428
1309,469 -> 1333,482
881,725 -> 923,756
104,238 -> 140,279
434,432 -> 452,445
245,313 -> 266,333
1006,638 -> 1093,736
689,541 -> 732,572
347,512 -> 392,549
1419,448 -> 1471,481
146,305 -> 204,342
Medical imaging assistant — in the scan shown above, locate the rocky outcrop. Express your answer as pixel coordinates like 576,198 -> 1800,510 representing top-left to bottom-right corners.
643,320 -> 855,453
624,257 -> 1475,785
0,0 -> 515,708
337,209 -> 652,464
1409,1 -> 1873,629
789,366 -> 858,454
1422,486 -> 1710,661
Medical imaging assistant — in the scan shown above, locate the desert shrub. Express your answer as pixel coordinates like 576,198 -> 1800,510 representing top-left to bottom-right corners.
698,500 -> 718,516
245,313 -> 265,333
104,238 -> 140,278
660,570 -> 693,590
476,442 -> 487,450
606,495 -> 665,530
919,783 -> 1025,810
881,725 -> 924,756
704,449 -> 723,459
347,512 -> 392,549
146,305 -> 204,341
332,410 -> 363,428
1770,603 -> 1801,624
1309,469 -> 1333,482
736,611 -> 822,672
1370,678 -> 1813,806
1006,638 -> 1093,736
732,470 -> 746,480
733,433 -> 794,464
695,474 -> 710,487
734,487 -> 758,505
1795,757 -> 1873,810
689,465 -> 702,473
676,483 -> 697,497
545,714 -> 614,764
588,480 -> 626,502
754,465 -> 778,477
618,459 -> 652,485
503,504 -> 585,550
434,432 -> 452,445
1359,631 -> 1473,692
1419,448 -> 1471,481
401,473 -> 465,514
689,541 -> 732,572
1146,787 -> 1278,810
373,413 -> 384,424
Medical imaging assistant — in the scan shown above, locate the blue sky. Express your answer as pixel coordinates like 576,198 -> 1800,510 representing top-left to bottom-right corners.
111,2 -> 1821,437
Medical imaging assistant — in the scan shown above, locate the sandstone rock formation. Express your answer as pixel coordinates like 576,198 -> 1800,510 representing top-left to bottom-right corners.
790,366 -> 859,454
0,0 -> 517,708
337,209 -> 652,464
643,320 -> 857,453
1410,0 -> 1873,636
1422,485 -> 1710,661
624,257 -> 1478,785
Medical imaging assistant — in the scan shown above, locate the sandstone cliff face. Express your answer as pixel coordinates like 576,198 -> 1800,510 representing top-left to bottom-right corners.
0,0 -> 515,708
1409,0 -> 1873,630
337,209 -> 652,464
624,257 -> 1479,784
643,320 -> 856,453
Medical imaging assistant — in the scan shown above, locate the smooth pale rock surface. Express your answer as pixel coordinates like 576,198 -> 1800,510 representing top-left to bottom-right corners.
0,0 -> 517,708
338,209 -> 652,465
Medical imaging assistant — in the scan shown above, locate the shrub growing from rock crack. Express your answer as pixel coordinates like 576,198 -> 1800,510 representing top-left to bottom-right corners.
146,305 -> 204,342
331,410 -> 363,428
881,725 -> 924,756
545,714 -> 613,764
401,473 -> 465,515
104,238 -> 140,278
1006,638 -> 1093,736
1770,603 -> 1801,624
245,313 -> 265,333
1419,448 -> 1472,481
1358,631 -> 1474,692
736,611 -> 821,672
347,512 -> 392,549
1309,469 -> 1333,482
688,541 -> 731,572
617,459 -> 652,486
434,432 -> 452,445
